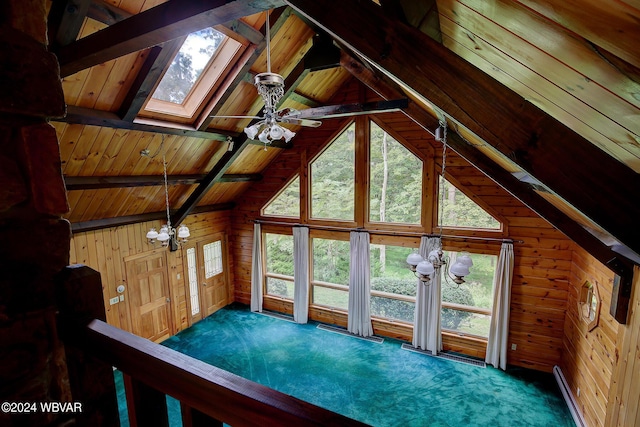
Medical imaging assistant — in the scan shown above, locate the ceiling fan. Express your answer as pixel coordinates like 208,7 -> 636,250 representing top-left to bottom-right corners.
211,10 -> 407,146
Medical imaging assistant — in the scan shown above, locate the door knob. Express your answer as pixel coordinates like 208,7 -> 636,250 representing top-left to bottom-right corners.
166,297 -> 171,303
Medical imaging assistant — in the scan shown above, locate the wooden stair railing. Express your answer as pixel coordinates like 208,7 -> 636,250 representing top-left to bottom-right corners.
55,265 -> 369,427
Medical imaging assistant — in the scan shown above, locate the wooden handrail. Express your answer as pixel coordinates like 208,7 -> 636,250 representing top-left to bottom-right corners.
83,319 -> 369,427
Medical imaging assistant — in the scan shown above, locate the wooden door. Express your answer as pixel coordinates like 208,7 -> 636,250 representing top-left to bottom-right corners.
183,234 -> 230,324
125,251 -> 173,342
198,235 -> 229,316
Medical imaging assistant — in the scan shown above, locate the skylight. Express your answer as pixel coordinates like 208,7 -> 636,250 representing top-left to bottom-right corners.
152,28 -> 225,104
142,26 -> 245,121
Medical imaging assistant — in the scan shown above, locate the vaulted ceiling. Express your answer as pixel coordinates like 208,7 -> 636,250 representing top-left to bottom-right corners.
48,0 -> 640,297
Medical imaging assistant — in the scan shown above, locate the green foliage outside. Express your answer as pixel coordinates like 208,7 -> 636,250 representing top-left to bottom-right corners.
263,176 -> 300,217
265,233 -> 293,276
312,238 -> 350,285
439,177 -> 500,229
369,123 -> 422,224
310,124 -> 355,220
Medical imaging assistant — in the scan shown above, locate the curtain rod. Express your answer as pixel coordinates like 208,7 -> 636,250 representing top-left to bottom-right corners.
253,219 -> 522,244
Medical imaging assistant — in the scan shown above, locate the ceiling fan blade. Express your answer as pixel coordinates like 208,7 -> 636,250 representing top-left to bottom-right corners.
280,117 -> 322,127
209,115 -> 262,120
284,99 -> 408,120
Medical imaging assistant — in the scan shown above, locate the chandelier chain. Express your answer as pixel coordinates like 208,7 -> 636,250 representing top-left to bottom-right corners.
162,144 -> 171,230
438,119 -> 448,239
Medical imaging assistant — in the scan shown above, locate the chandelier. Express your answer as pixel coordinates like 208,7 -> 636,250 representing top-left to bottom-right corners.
243,11 -> 295,146
406,119 -> 473,285
145,145 -> 190,251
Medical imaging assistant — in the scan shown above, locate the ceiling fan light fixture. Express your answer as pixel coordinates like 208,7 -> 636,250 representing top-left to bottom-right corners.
244,123 -> 261,140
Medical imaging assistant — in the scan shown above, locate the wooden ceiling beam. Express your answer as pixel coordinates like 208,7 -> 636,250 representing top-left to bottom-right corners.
117,41 -> 181,122
287,0 -> 640,258
70,203 -> 235,233
171,135 -> 253,227
47,0 -> 92,49
61,105 -> 237,141
55,0 -> 286,77
63,173 -> 262,190
341,50 -> 635,323
88,0 -> 133,25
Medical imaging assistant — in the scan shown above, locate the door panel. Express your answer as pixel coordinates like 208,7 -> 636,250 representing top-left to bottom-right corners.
184,245 -> 203,325
199,236 -> 228,316
125,251 -> 173,342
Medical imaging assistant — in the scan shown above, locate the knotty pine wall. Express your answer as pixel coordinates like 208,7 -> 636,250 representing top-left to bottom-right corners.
562,245 -> 619,427
69,210 -> 232,336
230,84 -> 574,372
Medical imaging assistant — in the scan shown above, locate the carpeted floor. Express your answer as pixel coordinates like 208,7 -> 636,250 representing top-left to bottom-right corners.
115,304 -> 574,427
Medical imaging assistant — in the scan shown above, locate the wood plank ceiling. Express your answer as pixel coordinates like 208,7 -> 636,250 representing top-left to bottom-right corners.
48,0 -> 639,290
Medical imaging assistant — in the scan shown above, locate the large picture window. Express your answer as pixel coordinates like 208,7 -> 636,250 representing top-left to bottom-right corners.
264,233 -> 294,299
441,251 -> 497,338
311,237 -> 350,309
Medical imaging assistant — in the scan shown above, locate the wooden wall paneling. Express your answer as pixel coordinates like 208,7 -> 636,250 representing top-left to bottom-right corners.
438,13 -> 638,168
79,189 -> 112,222
92,128 -> 132,175
64,125 -> 102,175
560,245 -> 620,426
102,130 -> 145,175
606,267 -> 640,427
456,0 -> 640,109
440,0 -> 640,141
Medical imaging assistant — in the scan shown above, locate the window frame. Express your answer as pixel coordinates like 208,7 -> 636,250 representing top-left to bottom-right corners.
139,27 -> 249,124
438,246 -> 500,339
308,120 -> 358,227
309,229 -> 351,311
261,174 -> 301,219
368,234 -> 422,324
262,228 -> 295,301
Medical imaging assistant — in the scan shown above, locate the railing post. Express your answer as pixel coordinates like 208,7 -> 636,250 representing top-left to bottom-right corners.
124,373 -> 169,427
56,264 -> 120,426
181,402 -> 223,427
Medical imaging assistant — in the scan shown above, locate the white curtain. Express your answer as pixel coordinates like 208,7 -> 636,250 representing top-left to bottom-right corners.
347,231 -> 374,337
293,226 -> 309,324
486,241 -> 514,370
412,236 -> 442,355
250,223 -> 263,313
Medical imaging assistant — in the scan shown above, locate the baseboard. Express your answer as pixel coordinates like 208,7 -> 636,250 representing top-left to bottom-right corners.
553,365 -> 586,427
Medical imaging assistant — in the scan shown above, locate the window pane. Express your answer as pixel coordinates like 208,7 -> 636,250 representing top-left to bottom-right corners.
265,233 -> 294,276
438,177 -> 500,229
312,285 -> 348,310
203,241 -> 223,279
310,123 -> 355,221
153,28 -> 225,104
442,252 -> 497,310
369,122 -> 422,224
441,309 -> 491,337
371,296 -> 415,322
312,238 -> 350,284
263,176 -> 300,217
266,277 -> 294,298
186,247 -> 200,316
370,243 -> 417,322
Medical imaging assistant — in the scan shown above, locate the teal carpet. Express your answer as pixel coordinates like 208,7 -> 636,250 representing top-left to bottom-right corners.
115,304 -> 574,427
